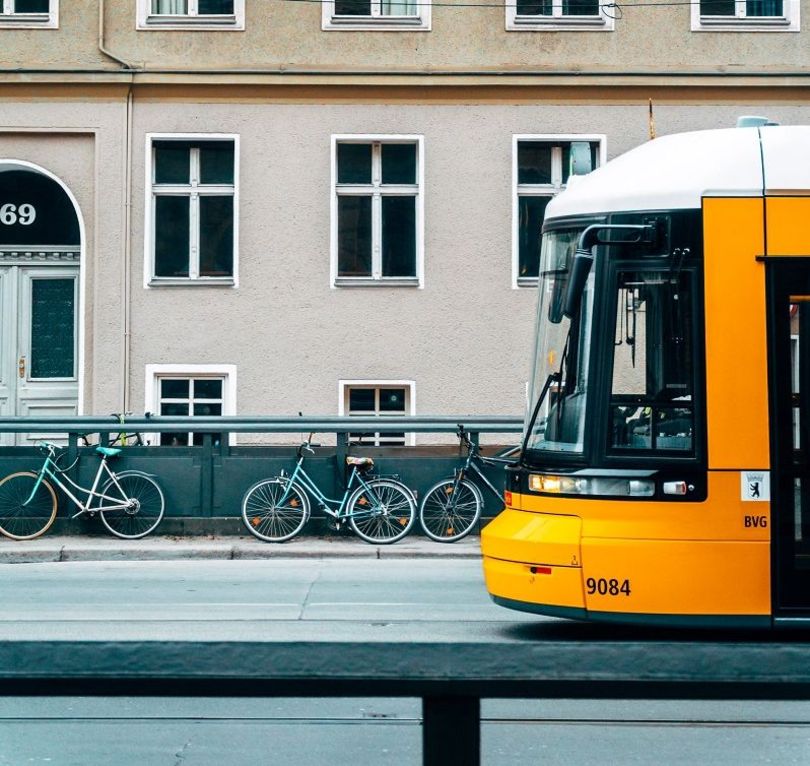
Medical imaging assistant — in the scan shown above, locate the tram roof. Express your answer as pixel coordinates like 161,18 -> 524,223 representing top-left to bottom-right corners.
545,125 -> 810,220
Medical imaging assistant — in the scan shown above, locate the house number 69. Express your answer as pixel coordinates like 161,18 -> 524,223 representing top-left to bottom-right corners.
0,203 -> 36,226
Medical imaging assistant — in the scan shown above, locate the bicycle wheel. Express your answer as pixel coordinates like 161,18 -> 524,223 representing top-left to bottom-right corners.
348,478 -> 416,544
0,472 -> 58,540
99,471 -> 165,539
419,477 -> 482,542
242,478 -> 310,542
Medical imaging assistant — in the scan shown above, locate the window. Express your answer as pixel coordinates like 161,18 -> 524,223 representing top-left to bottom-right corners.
340,381 -> 415,446
691,0 -> 799,29
506,0 -> 613,30
0,0 -> 57,28
145,135 -> 238,286
322,0 -> 430,30
137,0 -> 244,29
145,364 -> 237,447
513,136 -> 604,287
331,136 -> 423,287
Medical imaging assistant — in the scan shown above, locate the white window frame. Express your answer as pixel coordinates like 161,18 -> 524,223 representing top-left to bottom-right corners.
512,134 -> 606,289
506,0 -> 613,31
144,363 -> 237,446
137,0 -> 245,30
322,0 -> 430,30
331,134 -> 424,289
339,379 -> 416,447
144,133 -> 240,288
691,0 -> 799,30
0,0 -> 57,28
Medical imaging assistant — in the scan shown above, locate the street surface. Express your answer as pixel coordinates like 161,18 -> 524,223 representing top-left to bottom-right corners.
1,558 -> 810,764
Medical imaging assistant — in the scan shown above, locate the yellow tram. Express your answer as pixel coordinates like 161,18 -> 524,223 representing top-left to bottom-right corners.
482,121 -> 810,627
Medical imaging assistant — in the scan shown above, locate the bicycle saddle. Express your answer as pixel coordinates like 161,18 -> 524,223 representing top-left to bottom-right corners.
95,446 -> 122,458
346,456 -> 374,469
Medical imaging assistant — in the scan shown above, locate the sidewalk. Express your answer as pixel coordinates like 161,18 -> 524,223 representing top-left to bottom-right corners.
0,534 -> 483,564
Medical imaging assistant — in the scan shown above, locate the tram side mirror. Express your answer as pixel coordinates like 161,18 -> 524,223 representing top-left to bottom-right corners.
563,248 -> 594,319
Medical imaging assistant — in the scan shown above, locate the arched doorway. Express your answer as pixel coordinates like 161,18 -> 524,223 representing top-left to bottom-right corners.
0,162 -> 82,445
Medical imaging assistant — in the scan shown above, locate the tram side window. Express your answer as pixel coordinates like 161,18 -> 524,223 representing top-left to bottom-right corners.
609,269 -> 694,452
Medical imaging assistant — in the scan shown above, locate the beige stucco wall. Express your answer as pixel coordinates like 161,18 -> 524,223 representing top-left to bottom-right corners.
1,0 -> 810,73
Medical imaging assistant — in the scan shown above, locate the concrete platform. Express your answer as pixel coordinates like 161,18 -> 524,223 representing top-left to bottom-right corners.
0,534 -> 482,564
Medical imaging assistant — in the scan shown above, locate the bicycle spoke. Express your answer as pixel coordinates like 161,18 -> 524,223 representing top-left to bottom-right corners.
242,479 -> 308,542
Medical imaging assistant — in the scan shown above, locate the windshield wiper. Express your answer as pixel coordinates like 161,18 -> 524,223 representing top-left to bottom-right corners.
520,327 -> 571,458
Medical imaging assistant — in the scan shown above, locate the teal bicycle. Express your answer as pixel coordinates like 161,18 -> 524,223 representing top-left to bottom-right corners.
0,441 -> 165,541
241,434 -> 416,544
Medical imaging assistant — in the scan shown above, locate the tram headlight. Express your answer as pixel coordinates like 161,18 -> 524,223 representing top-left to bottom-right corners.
529,474 -> 655,497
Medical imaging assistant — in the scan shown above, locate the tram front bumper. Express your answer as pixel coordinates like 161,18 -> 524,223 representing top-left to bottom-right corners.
481,508 -> 585,615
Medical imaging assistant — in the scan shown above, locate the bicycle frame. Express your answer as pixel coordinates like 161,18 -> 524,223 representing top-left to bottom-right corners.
279,454 -> 378,520
25,453 -> 133,518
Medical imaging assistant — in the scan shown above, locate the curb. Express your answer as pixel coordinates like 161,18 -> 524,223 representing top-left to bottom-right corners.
0,536 -> 483,564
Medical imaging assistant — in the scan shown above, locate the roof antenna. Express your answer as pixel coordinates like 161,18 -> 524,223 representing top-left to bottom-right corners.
648,99 -> 657,140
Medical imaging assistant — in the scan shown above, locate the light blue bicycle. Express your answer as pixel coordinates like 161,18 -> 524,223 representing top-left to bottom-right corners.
241,434 -> 416,544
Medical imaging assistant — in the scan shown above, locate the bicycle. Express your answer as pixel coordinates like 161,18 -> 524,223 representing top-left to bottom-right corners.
419,426 -> 517,543
241,434 -> 417,544
79,412 -> 152,448
0,441 -> 165,541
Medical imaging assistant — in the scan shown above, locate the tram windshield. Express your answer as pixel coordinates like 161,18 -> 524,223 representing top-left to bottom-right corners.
524,228 -> 593,454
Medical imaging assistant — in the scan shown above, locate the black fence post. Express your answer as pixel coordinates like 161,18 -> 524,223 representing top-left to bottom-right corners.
335,432 -> 348,493
422,695 -> 480,766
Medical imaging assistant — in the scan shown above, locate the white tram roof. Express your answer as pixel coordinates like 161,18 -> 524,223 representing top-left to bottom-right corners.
546,125 -> 810,221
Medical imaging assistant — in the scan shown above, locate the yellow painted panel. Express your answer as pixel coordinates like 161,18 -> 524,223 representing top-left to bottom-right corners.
480,508 -> 581,566
483,556 -> 585,610
703,197 -> 769,470
583,539 -> 770,615
766,198 -> 810,255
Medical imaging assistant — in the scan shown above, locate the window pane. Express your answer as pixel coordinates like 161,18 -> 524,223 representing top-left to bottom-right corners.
381,0 -> 417,14
199,196 -> 234,277
381,196 -> 416,278
338,144 -> 372,184
518,196 -> 551,279
515,0 -> 552,13
152,0 -> 188,13
200,142 -> 234,185
194,379 -> 223,399
154,196 -> 190,278
161,432 -> 189,446
563,0 -> 599,14
349,388 -> 375,412
161,379 -> 189,398
747,0 -> 782,14
154,143 -> 190,185
13,0 -> 49,11
379,388 -> 406,413
382,144 -> 416,185
337,196 -> 372,277
334,0 -> 371,14
30,279 -> 74,379
198,0 -> 234,12
161,402 -> 190,416
700,0 -> 735,13
518,143 -> 552,185
194,403 -> 222,416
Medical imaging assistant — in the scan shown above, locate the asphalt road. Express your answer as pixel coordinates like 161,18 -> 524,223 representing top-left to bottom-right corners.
1,558 -> 810,764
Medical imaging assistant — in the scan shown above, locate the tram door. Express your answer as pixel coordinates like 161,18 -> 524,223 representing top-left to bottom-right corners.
768,261 -> 810,614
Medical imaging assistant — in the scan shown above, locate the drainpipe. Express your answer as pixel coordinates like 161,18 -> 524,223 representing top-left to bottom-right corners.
121,85 -> 134,413
98,0 -> 133,70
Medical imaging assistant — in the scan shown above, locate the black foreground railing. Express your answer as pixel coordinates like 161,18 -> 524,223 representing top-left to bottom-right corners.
0,416 -> 524,533
3,638 -> 810,765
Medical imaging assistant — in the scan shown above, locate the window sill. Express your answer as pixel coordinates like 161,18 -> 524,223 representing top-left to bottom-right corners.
334,277 -> 421,287
516,277 -> 540,288
148,277 -> 235,287
323,16 -> 430,30
0,13 -> 57,28
507,14 -> 611,31
692,15 -> 796,30
138,15 -> 243,30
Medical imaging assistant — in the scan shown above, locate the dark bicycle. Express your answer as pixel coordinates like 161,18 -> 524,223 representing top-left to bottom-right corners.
419,426 -> 517,543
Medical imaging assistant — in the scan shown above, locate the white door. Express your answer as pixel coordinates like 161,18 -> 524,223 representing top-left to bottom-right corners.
0,265 -> 79,445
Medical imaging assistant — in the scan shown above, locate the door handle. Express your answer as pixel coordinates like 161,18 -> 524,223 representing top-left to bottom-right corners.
18,356 -> 25,379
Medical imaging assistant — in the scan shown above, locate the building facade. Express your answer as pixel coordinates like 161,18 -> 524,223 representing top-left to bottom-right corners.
1,0 -> 809,444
